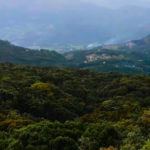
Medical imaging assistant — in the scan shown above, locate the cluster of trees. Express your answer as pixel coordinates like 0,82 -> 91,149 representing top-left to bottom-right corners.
0,121 -> 121,150
1,63 -> 150,149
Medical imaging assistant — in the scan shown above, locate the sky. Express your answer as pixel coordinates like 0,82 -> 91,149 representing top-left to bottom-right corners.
0,0 -> 150,47
0,0 -> 150,10
87,0 -> 150,7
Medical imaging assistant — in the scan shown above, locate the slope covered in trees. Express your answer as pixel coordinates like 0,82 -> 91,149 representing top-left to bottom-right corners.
0,40 -> 66,66
65,34 -> 150,74
0,64 -> 150,149
1,34 -> 150,74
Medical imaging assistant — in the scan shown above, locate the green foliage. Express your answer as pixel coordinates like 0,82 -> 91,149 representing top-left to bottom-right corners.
50,136 -> 78,150
142,140 -> 150,150
99,126 -> 121,147
0,64 -> 150,149
2,121 -> 83,150
120,144 -> 136,150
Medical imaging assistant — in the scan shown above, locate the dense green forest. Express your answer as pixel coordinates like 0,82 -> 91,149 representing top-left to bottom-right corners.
0,63 -> 150,149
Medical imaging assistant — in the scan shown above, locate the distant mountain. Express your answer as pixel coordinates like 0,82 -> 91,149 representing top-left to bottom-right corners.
126,34 -> 150,49
100,34 -> 150,51
1,5 -> 150,50
0,40 -> 66,66
64,34 -> 150,74
1,34 -> 150,74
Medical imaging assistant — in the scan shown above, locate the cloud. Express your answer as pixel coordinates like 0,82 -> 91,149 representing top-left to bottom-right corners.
83,0 -> 150,8
48,24 -> 56,30
0,0 -> 69,10
0,0 -> 150,11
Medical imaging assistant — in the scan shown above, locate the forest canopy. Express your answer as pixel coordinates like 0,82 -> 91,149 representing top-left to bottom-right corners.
0,63 -> 150,149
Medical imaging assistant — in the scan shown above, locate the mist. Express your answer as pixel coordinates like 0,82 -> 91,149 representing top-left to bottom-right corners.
0,0 -> 150,9
0,0 -> 150,49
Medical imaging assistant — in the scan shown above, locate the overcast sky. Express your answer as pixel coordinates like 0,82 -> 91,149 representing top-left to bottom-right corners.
0,0 -> 150,10
88,0 -> 150,7
0,0 -> 150,46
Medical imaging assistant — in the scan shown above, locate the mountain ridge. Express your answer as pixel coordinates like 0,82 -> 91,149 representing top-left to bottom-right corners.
0,34 -> 150,74
0,39 -> 66,66
64,34 -> 150,74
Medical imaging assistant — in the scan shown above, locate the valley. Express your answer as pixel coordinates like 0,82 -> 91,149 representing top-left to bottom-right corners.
0,34 -> 150,75
1,0 -> 150,149
0,35 -> 150,149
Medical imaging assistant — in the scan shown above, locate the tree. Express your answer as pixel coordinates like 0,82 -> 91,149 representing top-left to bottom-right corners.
50,136 -> 78,150
142,140 -> 150,150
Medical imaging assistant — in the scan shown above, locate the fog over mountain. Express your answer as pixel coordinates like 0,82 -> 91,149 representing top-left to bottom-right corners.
0,0 -> 150,49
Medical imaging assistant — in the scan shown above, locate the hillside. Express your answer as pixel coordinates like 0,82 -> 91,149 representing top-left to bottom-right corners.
0,34 -> 150,75
125,34 -> 150,51
65,34 -> 150,74
0,40 -> 66,66
0,64 -> 150,149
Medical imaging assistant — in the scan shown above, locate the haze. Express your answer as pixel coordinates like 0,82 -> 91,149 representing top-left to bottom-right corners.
0,0 -> 150,50
0,0 -> 150,9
